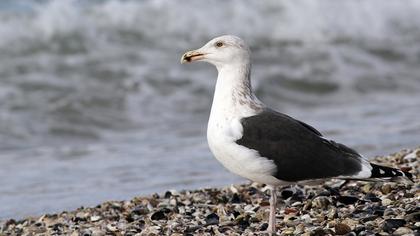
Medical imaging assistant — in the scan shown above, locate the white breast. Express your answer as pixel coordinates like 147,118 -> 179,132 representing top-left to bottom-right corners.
207,113 -> 281,186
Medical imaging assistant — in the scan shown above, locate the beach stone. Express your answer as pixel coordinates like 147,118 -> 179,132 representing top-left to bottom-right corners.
310,228 -> 332,236
337,196 -> 360,205
335,223 -> 351,235
71,232 -> 79,236
91,229 -> 105,236
302,200 -> 312,211
404,211 -> 420,222
372,205 -> 386,216
364,193 -> 381,202
284,207 -> 298,214
282,227 -> 295,235
300,214 -> 312,224
382,219 -> 406,233
280,189 -> 294,199
341,219 -> 358,230
361,183 -> 373,193
131,206 -> 149,215
80,229 -> 92,236
312,196 -> 331,209
90,215 -> 101,222
236,215 -> 250,231
381,184 -> 393,194
150,210 -> 166,221
381,198 -> 393,206
353,225 -> 366,234
383,208 -> 396,216
259,223 -> 268,231
75,212 -> 88,221
230,193 -> 241,203
393,227 -> 413,235
106,224 -> 118,232
293,224 -> 305,234
291,201 -> 302,207
205,213 -> 219,225
164,191 -> 172,198
327,208 -> 337,219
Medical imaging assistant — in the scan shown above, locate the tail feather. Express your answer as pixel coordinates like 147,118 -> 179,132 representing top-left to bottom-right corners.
370,163 -> 413,182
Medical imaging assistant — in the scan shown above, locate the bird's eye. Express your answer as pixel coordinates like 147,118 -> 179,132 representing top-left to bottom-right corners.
215,41 -> 224,48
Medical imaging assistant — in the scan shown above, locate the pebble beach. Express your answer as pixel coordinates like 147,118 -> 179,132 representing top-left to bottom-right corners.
1,148 -> 418,236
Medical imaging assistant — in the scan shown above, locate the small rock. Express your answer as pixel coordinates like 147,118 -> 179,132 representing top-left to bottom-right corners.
150,210 -> 166,221
75,212 -> 88,221
80,229 -> 92,236
337,196 -> 360,205
341,219 -> 358,230
381,184 -> 393,194
327,208 -> 337,219
360,215 -> 378,223
291,201 -> 302,207
383,208 -> 396,216
364,193 -> 381,202
236,215 -> 250,231
106,224 -> 118,232
91,229 -> 105,236
312,196 -> 331,209
230,185 -> 239,193
372,205 -> 386,216
294,224 -> 305,234
353,225 -> 366,234
302,200 -> 312,211
131,206 -> 149,215
205,213 -> 219,225
361,183 -> 372,193
393,227 -> 413,235
404,211 -> 420,222
381,198 -> 393,206
281,189 -> 294,199
300,214 -> 312,224
247,186 -> 258,195
164,191 -> 172,198
282,227 -> 294,234
110,202 -> 122,209
382,219 -> 406,233
230,193 -> 241,203
260,223 -> 268,231
90,215 -> 101,222
335,223 -> 351,235
310,228 -> 332,236
284,207 -> 298,214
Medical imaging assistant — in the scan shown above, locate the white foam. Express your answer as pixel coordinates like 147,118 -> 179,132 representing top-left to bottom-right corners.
1,0 -> 420,47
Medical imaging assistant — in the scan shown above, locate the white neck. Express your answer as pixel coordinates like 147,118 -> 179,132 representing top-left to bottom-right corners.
209,63 -> 264,123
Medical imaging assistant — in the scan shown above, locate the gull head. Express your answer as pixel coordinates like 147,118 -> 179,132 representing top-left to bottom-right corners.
181,35 -> 250,69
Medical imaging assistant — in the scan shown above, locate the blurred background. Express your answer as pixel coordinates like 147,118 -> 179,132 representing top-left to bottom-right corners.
0,0 -> 419,219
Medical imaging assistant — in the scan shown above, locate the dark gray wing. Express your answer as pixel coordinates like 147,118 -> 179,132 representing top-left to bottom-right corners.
236,109 -> 364,182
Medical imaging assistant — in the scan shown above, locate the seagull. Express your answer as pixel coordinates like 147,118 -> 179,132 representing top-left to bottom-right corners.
181,35 -> 413,235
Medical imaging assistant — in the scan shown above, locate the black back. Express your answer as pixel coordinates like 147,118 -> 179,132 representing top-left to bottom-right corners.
236,109 -> 363,182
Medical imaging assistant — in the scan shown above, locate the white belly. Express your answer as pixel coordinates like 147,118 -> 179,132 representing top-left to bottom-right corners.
207,119 -> 282,186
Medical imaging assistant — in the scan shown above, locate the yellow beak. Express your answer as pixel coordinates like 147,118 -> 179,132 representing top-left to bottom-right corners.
180,50 -> 206,64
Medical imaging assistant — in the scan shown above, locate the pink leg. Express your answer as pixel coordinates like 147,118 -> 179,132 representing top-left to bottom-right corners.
267,185 -> 277,235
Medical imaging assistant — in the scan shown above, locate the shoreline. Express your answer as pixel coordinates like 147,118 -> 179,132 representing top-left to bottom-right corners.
1,148 -> 418,236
